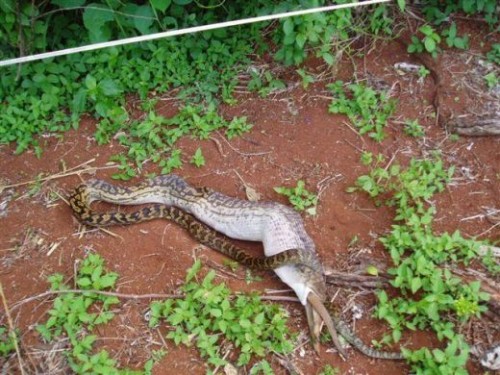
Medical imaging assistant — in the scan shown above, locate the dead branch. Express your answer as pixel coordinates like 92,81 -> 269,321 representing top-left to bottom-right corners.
325,270 -> 390,289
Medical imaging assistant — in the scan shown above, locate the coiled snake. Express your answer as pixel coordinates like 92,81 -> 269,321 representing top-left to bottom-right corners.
69,174 -> 403,360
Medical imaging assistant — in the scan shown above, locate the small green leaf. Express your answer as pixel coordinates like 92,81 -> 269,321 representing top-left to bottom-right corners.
397,0 -> 405,12
82,3 -> 114,42
283,19 -> 294,35
132,5 -> 154,35
186,259 -> 201,282
99,79 -> 122,97
295,33 -> 306,48
322,52 -> 334,66
190,147 -> 205,168
85,75 -> 97,90
210,309 -> 221,318
77,277 -> 92,287
410,277 -> 422,293
150,0 -> 171,12
424,37 -> 436,53
419,25 -> 433,35
432,348 -> 446,363
71,88 -> 87,114
366,265 -> 379,276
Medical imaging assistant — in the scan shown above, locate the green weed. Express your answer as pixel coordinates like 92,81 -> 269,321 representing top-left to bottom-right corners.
408,25 -> 442,58
418,65 -> 430,79
149,260 -> 293,371
483,72 -> 498,90
191,148 -> 206,168
350,153 -> 494,373
274,7 -> 342,66
482,248 -> 500,275
274,180 -> 318,215
422,0 -> 498,26
486,43 -> 500,64
225,116 -> 253,140
272,1 -> 392,66
36,253 -> 147,374
403,335 -> 469,375
406,18 -> 476,58
327,81 -> 397,142
296,69 -> 315,89
442,23 -> 469,50
245,270 -> 264,284
1,0 -> 497,159
0,326 -> 16,357
403,120 -> 425,137
318,364 -> 340,375
249,359 -> 274,375
1,16 -> 255,155
102,105 -> 251,180
247,70 -> 286,98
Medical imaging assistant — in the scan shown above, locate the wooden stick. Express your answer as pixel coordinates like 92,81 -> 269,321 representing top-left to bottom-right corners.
10,289 -> 181,312
0,159 -> 118,190
0,282 -> 26,375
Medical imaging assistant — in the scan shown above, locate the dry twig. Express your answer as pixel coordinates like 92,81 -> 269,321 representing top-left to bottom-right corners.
0,159 -> 118,191
0,282 -> 26,375
10,289 -> 181,313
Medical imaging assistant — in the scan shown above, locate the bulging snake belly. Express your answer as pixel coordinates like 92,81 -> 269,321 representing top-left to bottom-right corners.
69,174 -> 403,360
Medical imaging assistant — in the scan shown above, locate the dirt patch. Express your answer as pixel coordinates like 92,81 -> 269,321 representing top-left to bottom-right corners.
1,20 -> 499,375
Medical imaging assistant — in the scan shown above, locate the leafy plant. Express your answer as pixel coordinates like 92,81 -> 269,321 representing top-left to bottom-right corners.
403,119 -> 425,137
100,105 -> 252,179
273,1 -> 351,66
2,0 -> 496,160
271,0 -> 393,66
486,43 -> 500,64
149,260 -> 293,371
0,326 -> 16,357
190,147 -> 206,168
1,2 -> 261,155
483,72 -> 498,90
247,70 -> 286,98
366,4 -> 393,35
36,253 -> 146,374
422,0 -> 498,26
350,153 -> 493,373
418,65 -> 430,80
442,23 -> 469,50
274,180 -> 318,215
37,254 -> 119,342
249,359 -> 274,375
296,69 -> 315,89
327,80 -> 397,142
318,364 -> 340,375
404,335 -> 469,375
407,25 -> 441,58
225,116 -> 253,140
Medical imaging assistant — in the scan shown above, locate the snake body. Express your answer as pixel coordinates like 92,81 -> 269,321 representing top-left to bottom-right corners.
69,174 -> 403,360
70,185 -> 311,271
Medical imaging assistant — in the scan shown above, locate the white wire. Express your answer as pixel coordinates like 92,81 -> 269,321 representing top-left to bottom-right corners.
0,0 -> 390,67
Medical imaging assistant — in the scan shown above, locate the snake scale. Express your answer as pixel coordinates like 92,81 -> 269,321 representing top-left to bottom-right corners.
69,174 -> 403,360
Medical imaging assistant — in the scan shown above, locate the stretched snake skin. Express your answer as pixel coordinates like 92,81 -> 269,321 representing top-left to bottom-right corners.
69,175 -> 404,360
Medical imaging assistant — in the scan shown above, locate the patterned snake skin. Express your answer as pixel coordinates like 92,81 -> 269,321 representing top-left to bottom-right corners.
69,174 -> 404,360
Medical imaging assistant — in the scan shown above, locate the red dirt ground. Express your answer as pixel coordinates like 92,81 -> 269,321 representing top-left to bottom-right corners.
1,21 -> 499,375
